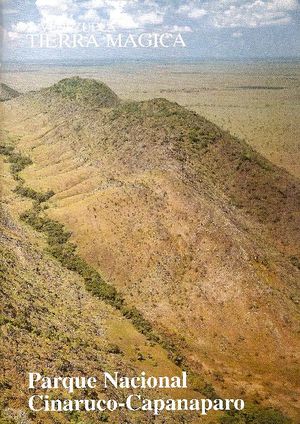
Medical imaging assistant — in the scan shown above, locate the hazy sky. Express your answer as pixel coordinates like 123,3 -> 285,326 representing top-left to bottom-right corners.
1,0 -> 300,61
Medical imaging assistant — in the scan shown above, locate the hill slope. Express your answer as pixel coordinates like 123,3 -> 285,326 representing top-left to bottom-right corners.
0,155 -> 203,424
0,83 -> 20,102
1,78 -> 299,421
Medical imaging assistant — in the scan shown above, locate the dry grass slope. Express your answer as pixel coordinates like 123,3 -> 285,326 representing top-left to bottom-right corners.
0,152 -> 205,424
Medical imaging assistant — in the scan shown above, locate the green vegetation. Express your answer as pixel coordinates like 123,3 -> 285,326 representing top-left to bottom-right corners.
107,344 -> 123,354
110,101 -> 141,119
199,382 -> 218,399
8,152 -> 33,174
236,86 -> 285,90
220,404 -> 292,424
111,98 -> 192,122
19,207 -> 121,307
188,127 -> 219,149
14,184 -> 54,203
111,98 -> 222,155
0,144 -> 14,156
0,143 -> 33,179
143,98 -> 189,118
238,146 -> 272,171
49,77 -> 119,108
122,306 -> 154,337
0,143 -> 53,201
290,255 -> 300,270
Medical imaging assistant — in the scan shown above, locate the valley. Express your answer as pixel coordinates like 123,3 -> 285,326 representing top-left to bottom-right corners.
0,142 -> 203,424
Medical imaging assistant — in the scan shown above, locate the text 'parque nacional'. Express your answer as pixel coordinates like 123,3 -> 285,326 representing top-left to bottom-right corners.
28,372 -> 245,416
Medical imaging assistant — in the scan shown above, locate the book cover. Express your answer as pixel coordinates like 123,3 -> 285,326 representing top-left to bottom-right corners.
0,1 -> 299,423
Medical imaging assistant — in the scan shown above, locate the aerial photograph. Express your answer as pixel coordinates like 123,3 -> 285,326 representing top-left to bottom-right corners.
0,1 -> 299,423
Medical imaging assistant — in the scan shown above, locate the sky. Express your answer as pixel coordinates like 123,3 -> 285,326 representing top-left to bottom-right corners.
1,0 -> 300,62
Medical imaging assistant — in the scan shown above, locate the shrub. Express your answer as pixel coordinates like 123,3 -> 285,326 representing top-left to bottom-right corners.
0,143 -> 33,177
137,352 -> 145,361
107,344 -> 123,354
1,145 -> 34,184
0,144 -> 14,156
220,405 -> 292,424
14,185 -> 54,203
188,127 -> 219,149
8,153 -> 32,174
121,306 -> 153,336
239,148 -> 272,171
290,256 -> 300,270
201,382 -> 218,399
